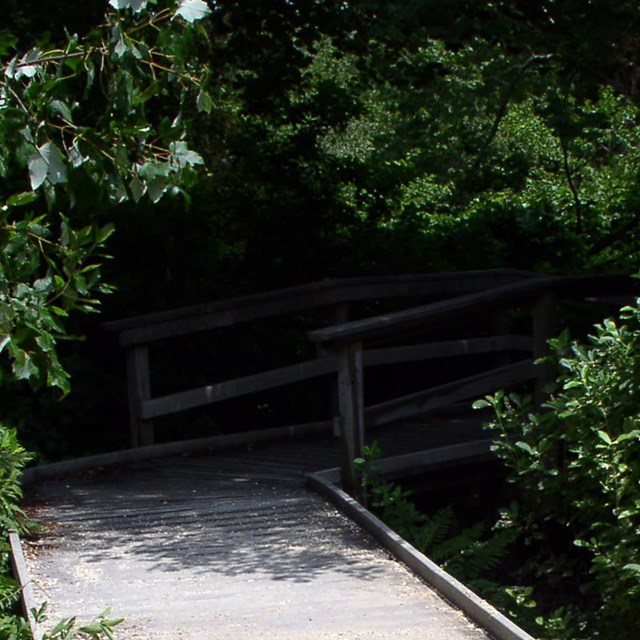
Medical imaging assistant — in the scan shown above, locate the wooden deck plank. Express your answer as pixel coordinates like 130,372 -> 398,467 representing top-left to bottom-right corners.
23,428 -> 494,640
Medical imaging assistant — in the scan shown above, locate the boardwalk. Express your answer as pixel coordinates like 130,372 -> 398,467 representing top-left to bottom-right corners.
19,271 -> 633,639
22,420 -> 496,640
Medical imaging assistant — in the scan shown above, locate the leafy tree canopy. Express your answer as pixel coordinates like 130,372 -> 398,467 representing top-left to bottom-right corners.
0,0 -> 211,393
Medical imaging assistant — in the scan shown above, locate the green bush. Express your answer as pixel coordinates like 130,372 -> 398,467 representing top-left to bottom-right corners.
356,442 -> 516,604
476,295 -> 640,638
0,424 -> 33,624
0,426 -> 32,536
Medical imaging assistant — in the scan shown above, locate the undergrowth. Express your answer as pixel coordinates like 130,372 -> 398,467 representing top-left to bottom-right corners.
356,441 -> 584,638
0,423 -> 123,640
356,443 -> 535,620
359,296 -> 640,639
475,297 -> 640,639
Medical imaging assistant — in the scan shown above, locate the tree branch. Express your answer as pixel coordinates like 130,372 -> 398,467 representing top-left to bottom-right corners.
470,54 -> 552,176
559,135 -> 583,234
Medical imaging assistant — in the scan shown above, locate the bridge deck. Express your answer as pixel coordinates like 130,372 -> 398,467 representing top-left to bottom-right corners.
23,419 -> 494,639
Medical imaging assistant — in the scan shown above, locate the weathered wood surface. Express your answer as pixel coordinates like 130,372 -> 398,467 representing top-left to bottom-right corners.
109,269 -> 539,447
365,360 -> 538,428
126,346 -> 154,447
308,273 -> 637,347
104,269 -> 535,346
140,335 -> 532,422
110,270 -> 637,449
23,421 -> 494,640
337,342 -> 365,499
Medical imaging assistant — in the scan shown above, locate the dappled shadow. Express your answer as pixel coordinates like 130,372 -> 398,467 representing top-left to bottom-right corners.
27,461 -> 387,585
25,416 -> 492,588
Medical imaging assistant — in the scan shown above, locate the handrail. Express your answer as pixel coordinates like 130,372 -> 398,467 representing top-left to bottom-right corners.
105,268 -> 538,449
106,269 -> 638,496
307,273 -> 638,499
103,269 -> 536,346
308,274 -> 636,347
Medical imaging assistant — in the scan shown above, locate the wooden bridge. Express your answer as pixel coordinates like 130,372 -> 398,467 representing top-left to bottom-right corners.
15,270 -> 638,640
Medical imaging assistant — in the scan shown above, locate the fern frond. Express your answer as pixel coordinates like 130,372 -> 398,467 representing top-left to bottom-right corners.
413,504 -> 456,554
433,520 -> 485,565
445,527 -> 517,579
0,575 -> 20,614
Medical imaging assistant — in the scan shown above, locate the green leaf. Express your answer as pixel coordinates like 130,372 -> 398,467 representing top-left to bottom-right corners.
6,191 -> 38,207
197,89 -> 213,113
48,615 -> 75,636
34,277 -> 52,292
132,81 -> 161,105
514,441 -> 536,456
175,0 -> 212,23
108,0 -> 148,12
10,48 -> 41,80
138,161 -> 171,180
147,178 -> 168,203
68,140 -> 85,168
50,99 -> 73,122
78,622 -> 104,634
597,430 -> 612,445
10,346 -> 39,381
28,142 -> 68,190
35,332 -> 56,354
50,306 -> 69,317
114,35 -> 128,58
27,151 -> 48,190
169,141 -> 204,168
617,430 -> 640,442
129,176 -> 145,203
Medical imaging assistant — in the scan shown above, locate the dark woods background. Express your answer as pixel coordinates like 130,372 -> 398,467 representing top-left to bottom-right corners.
4,0 -> 640,459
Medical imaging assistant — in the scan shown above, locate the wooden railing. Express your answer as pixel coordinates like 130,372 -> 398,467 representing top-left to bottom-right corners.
104,269 -> 535,446
308,274 -> 638,497
105,270 -> 638,498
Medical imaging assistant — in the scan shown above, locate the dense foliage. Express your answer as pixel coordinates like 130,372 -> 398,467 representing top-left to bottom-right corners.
0,0 -> 210,395
80,0 -> 640,319
2,0 -> 637,461
476,296 -> 640,638
2,0 -> 640,456
360,295 -> 640,638
358,441 -> 517,596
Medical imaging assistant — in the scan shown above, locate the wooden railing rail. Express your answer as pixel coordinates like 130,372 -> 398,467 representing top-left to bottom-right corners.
105,269 -> 536,447
307,274 -> 635,347
104,269 -> 535,346
106,270 -> 636,478
140,335 -> 533,422
308,273 -> 638,498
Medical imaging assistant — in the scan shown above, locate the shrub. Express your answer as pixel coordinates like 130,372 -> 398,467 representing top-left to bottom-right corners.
476,296 -> 640,638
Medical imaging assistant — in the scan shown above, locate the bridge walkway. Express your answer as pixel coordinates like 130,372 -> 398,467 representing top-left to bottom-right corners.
22,418 -> 495,640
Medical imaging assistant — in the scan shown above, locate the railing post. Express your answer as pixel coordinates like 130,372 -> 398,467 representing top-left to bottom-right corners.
126,345 -> 155,447
336,341 -> 365,502
533,293 -> 557,406
330,303 -> 349,436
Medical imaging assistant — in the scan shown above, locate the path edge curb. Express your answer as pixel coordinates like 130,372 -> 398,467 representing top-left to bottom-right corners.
306,471 -> 535,640
9,530 -> 43,640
